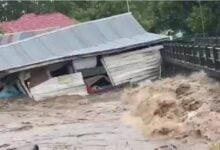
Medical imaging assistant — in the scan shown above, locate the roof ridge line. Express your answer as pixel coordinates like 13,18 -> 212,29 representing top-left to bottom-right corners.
0,12 -> 132,48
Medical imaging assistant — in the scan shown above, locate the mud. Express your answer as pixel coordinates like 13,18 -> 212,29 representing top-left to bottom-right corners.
122,71 -> 220,144
0,88 -> 209,150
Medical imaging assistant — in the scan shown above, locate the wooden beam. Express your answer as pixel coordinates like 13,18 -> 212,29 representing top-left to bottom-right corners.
18,73 -> 32,98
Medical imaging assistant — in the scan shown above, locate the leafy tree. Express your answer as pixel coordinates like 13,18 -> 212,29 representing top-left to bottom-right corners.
187,4 -> 216,35
0,1 -> 220,36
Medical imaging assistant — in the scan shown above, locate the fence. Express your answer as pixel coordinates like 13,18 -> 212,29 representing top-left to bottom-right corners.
162,41 -> 220,77
194,37 -> 220,46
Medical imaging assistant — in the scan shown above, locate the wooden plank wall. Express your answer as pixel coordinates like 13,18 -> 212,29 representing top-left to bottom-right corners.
102,46 -> 163,86
30,72 -> 88,101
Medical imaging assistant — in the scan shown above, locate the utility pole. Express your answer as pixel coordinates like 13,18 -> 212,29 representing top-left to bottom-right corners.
126,0 -> 130,12
199,1 -> 205,37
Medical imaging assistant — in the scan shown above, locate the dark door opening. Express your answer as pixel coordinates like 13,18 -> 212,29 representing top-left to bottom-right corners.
50,65 -> 70,77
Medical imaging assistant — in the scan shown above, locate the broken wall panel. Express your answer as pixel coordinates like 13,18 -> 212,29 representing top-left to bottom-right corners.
30,72 -> 87,101
102,45 -> 162,86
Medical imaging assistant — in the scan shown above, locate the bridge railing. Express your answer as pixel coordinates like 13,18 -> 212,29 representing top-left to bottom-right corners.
162,41 -> 220,72
174,36 -> 220,46
194,37 -> 220,46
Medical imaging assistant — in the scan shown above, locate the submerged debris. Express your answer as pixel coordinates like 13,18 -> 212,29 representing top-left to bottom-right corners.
154,144 -> 177,150
122,71 -> 220,141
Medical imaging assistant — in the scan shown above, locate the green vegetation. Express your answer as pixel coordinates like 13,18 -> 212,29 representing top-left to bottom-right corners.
0,1 -> 220,36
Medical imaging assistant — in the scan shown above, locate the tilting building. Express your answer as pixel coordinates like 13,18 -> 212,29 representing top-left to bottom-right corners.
0,13 -> 167,100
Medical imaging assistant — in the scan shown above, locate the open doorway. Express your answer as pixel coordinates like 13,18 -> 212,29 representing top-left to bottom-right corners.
84,74 -> 112,94
50,65 -> 70,77
76,55 -> 113,94
48,62 -> 73,78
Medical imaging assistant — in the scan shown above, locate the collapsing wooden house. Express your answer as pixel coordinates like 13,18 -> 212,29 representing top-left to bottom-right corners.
0,13 -> 167,100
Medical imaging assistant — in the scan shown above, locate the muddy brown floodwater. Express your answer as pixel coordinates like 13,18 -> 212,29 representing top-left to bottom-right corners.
0,88 -> 209,150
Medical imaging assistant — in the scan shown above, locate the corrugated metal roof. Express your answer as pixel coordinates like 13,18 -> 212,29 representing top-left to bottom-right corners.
0,13 -> 167,74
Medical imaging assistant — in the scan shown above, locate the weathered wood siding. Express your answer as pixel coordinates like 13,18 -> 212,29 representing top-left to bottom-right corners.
30,72 -> 87,101
101,46 -> 162,86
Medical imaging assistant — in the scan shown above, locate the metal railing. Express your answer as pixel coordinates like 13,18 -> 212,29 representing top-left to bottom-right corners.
161,41 -> 220,76
194,37 -> 220,46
